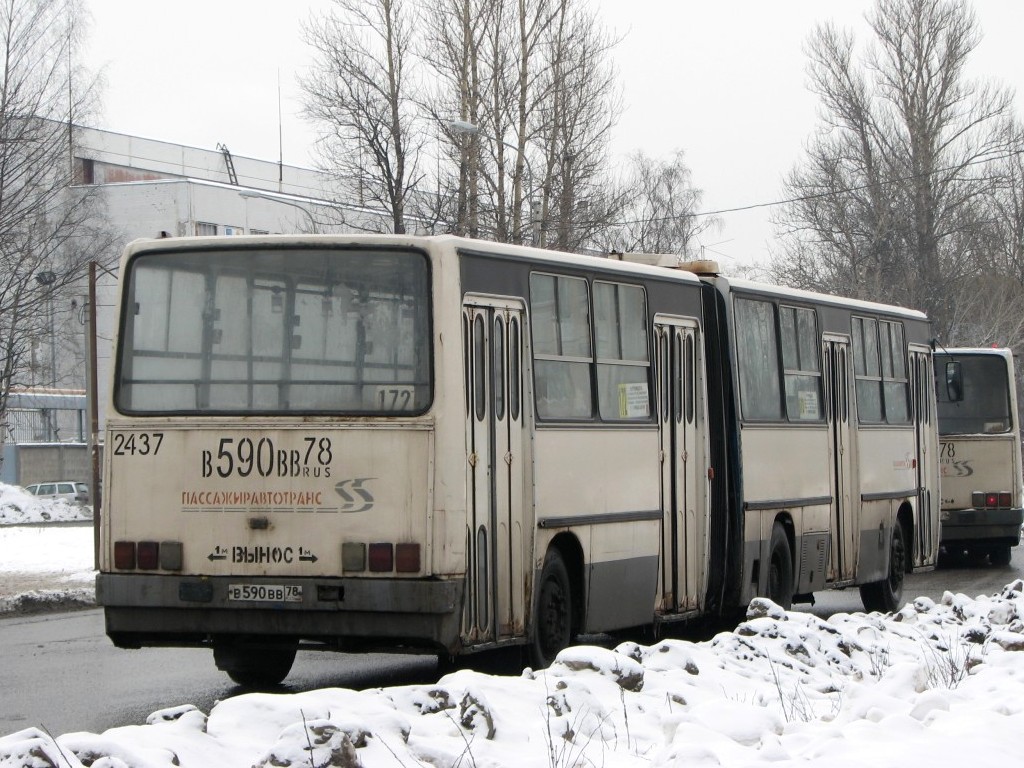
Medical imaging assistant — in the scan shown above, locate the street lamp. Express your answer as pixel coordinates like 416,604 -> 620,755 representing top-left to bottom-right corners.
449,120 -> 541,246
239,190 -> 321,234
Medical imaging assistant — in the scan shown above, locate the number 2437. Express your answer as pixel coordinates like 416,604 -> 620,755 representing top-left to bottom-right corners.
112,432 -> 163,456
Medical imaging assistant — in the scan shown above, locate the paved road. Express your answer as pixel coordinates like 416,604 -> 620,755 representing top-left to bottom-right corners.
0,609 -> 438,737
2,546 -> 1021,738
800,547 -> 1023,619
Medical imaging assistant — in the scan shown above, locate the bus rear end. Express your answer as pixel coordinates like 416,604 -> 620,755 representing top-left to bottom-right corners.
96,237 -> 454,686
935,348 -> 1024,566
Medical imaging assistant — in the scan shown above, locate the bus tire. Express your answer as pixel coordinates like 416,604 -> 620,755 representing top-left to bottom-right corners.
527,549 -> 572,670
214,639 -> 297,688
860,522 -> 906,613
990,545 -> 1012,567
767,523 -> 794,610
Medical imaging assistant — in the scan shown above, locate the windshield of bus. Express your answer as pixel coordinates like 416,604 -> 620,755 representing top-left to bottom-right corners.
935,353 -> 1012,435
115,245 -> 431,415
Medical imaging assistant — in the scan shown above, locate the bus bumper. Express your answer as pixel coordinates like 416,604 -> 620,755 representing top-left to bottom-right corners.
96,573 -> 464,653
940,507 -> 1024,546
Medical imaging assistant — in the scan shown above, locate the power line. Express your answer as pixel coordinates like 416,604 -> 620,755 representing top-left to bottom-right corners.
569,146 -> 1024,229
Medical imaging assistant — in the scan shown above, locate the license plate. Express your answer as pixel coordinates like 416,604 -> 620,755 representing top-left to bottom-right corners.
227,584 -> 303,603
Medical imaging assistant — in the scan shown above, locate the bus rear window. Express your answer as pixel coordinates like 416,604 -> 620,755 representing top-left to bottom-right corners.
936,354 -> 1011,435
116,247 -> 431,415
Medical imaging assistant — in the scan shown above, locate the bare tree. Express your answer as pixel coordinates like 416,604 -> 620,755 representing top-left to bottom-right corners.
771,0 -> 1014,341
529,0 -> 621,251
301,0 -> 423,234
422,0 -> 621,250
0,0 -> 113,450
598,150 -> 718,258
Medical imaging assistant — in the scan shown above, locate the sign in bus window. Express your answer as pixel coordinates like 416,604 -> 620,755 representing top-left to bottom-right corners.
780,305 -> 822,422
594,281 -> 650,421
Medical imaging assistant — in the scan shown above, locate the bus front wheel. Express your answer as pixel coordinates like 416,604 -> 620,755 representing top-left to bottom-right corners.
527,550 -> 572,670
860,522 -> 906,613
214,639 -> 298,688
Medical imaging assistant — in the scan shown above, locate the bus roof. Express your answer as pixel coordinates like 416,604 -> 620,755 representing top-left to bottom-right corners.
121,234 -> 707,288
936,347 -> 1014,358
710,274 -> 929,321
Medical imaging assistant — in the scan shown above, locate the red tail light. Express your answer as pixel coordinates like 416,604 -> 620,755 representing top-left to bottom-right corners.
114,541 -> 136,570
396,543 -> 421,573
973,491 -> 1013,509
137,541 -> 159,570
113,539 -> 183,570
368,543 -> 394,572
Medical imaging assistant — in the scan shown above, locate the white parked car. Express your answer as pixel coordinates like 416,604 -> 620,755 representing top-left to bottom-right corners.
24,481 -> 90,505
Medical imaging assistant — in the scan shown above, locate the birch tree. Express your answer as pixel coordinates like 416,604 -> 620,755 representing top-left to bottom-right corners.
0,0 -> 112,449
600,150 -> 718,258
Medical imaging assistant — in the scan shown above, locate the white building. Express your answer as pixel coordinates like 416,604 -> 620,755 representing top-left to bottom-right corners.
5,126 -> 421,486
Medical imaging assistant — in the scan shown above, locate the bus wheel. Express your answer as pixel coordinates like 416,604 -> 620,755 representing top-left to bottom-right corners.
990,545 -> 1012,567
860,522 -> 906,613
527,550 -> 572,670
767,523 -> 794,610
214,639 -> 297,688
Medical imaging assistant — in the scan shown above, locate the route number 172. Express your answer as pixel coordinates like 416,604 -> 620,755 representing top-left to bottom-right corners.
376,386 -> 415,411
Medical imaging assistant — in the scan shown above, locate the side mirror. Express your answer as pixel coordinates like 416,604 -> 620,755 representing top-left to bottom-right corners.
945,360 -> 963,402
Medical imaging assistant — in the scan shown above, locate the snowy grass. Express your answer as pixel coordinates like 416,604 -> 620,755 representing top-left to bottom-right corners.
4,583 -> 1024,766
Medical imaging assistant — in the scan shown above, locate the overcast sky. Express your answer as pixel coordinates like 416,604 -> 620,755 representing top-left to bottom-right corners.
84,0 -> 1024,267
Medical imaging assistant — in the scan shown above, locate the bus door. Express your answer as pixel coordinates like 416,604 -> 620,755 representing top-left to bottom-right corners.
909,344 -> 938,565
463,298 -> 528,645
654,317 -> 705,614
823,334 -> 857,581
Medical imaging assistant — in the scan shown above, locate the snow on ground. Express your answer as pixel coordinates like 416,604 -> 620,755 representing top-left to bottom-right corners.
4,484 -> 1024,766
0,483 -> 95,614
5,587 -> 1024,767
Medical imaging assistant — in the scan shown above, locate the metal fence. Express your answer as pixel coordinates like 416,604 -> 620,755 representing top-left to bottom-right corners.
2,389 -> 87,444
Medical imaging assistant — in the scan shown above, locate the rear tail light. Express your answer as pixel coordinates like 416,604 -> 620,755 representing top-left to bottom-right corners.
368,543 -> 394,572
395,543 -> 421,573
972,491 -> 1014,509
160,541 -> 183,570
342,542 -> 366,572
346,541 -> 422,573
114,541 -> 136,570
137,541 -> 159,570
112,540 -> 183,571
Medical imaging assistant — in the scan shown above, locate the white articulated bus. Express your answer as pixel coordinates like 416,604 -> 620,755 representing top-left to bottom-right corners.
934,348 -> 1023,565
96,235 -> 939,686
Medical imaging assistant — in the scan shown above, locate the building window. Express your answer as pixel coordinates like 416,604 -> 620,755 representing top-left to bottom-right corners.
76,158 -> 95,185
195,222 -> 218,236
